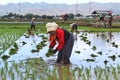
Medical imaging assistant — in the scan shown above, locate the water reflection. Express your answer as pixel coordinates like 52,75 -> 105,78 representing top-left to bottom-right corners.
71,32 -> 120,67
1,32 -> 120,68
56,64 -> 73,80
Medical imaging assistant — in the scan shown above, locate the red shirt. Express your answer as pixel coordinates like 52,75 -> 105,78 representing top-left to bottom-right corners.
49,28 -> 64,50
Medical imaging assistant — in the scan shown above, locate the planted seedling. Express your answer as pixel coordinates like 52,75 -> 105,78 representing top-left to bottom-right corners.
97,51 -> 102,55
75,51 -> 81,54
90,54 -> 97,57
81,36 -> 88,42
24,34 -> 29,38
1,55 -> 10,61
86,41 -> 91,45
106,39 -> 109,42
31,49 -> 39,53
9,42 -> 19,55
86,59 -> 95,62
104,60 -> 109,65
46,48 -> 54,57
112,42 -> 118,48
92,46 -> 96,51
9,48 -> 18,55
13,43 -> 18,49
108,55 -> 116,61
36,44 -> 42,50
22,41 -> 27,45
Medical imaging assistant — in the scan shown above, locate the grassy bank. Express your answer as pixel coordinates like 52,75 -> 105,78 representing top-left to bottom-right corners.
0,22 -> 120,32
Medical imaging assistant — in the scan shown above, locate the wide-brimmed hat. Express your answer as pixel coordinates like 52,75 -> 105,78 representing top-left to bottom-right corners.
46,22 -> 58,33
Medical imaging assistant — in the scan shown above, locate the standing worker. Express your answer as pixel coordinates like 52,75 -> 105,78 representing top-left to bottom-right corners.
70,22 -> 78,40
108,13 -> 113,27
30,17 -> 36,30
46,22 -> 74,64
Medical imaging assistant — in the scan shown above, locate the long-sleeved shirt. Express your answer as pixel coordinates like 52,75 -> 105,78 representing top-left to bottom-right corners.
49,28 -> 71,50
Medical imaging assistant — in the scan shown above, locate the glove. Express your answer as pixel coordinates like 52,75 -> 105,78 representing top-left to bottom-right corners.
52,49 -> 58,53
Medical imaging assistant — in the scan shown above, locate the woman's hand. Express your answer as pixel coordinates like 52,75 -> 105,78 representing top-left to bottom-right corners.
52,49 -> 58,53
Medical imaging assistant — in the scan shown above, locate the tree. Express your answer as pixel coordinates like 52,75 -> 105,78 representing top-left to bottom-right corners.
63,14 -> 68,21
68,13 -> 74,19
25,13 -> 34,19
42,15 -> 47,19
46,15 -> 54,19
75,13 -> 83,17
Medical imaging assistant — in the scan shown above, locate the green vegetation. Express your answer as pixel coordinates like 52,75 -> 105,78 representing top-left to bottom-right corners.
1,55 -> 10,61
0,29 -> 25,55
9,43 -> 19,55
46,48 -> 55,57
0,21 -> 120,80
0,59 -> 120,80
1,21 -> 120,33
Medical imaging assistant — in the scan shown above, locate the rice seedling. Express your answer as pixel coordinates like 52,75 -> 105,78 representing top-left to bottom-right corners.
104,60 -> 109,65
108,55 -> 116,61
13,62 -> 20,76
31,49 -> 39,53
97,51 -> 102,55
112,42 -> 118,48
90,53 -> 97,57
4,61 -> 8,72
45,48 -> 55,57
11,72 -> 14,80
92,46 -> 97,51
2,74 -> 6,80
81,36 -> 88,42
106,39 -> 109,42
13,43 -> 18,49
0,29 -> 25,54
75,51 -> 81,54
24,34 -> 29,38
36,43 -> 43,50
0,67 -> 4,76
40,34 -> 48,40
31,36 -> 47,53
86,58 -> 95,62
1,59 -> 120,80
22,41 -> 27,45
9,48 -> 18,55
78,67 -> 83,77
86,41 -> 91,45
85,67 -> 91,80
8,42 -> 19,55
1,55 -> 10,61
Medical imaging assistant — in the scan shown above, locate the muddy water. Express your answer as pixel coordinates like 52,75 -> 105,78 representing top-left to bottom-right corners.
1,32 -> 120,68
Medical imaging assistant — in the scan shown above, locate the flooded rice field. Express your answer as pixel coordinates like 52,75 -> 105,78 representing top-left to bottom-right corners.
1,31 -> 120,68
0,31 -> 120,80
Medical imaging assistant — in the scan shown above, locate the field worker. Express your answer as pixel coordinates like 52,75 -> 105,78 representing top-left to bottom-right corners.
46,22 -> 74,64
27,29 -> 32,36
108,13 -> 113,27
70,22 -> 78,40
70,22 -> 78,34
30,17 -> 36,30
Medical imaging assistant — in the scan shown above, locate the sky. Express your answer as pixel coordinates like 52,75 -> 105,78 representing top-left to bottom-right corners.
0,0 -> 120,5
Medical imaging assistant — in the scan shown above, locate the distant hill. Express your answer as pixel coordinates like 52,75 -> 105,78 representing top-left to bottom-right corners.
0,2 -> 120,16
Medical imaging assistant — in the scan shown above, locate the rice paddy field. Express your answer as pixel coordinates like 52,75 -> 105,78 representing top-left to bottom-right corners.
1,22 -> 120,80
